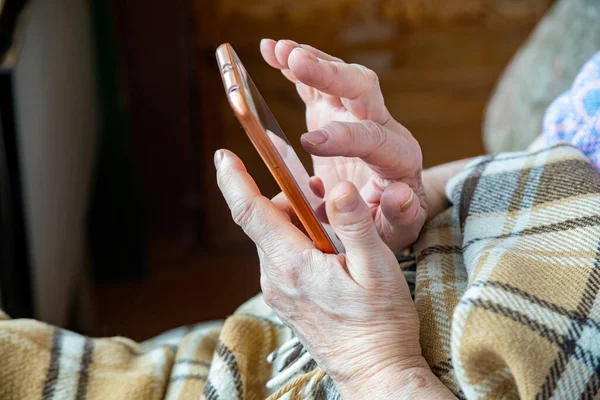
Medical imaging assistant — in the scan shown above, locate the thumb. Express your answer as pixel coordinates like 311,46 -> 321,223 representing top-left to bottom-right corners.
326,181 -> 395,284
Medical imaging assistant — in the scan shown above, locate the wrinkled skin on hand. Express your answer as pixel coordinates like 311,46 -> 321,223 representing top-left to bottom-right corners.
260,39 -> 427,251
215,150 -> 425,393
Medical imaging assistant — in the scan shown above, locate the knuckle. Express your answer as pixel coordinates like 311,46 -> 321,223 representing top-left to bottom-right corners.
320,62 -> 340,92
299,248 -> 321,267
298,248 -> 328,280
361,66 -> 379,88
341,216 -> 375,240
360,120 -> 387,145
329,61 -> 340,75
346,122 -> 363,143
230,196 -> 257,228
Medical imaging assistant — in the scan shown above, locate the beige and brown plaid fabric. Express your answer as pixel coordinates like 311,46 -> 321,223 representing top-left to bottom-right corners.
417,144 -> 600,399
1,144 -> 600,399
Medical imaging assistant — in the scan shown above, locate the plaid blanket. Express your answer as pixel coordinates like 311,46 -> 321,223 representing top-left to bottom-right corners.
1,144 -> 599,399
417,143 -> 600,399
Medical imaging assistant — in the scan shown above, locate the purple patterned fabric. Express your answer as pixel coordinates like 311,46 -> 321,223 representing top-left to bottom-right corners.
543,51 -> 600,171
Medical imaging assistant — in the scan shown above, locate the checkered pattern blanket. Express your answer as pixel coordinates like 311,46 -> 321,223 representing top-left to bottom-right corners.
417,143 -> 600,399
1,144 -> 599,399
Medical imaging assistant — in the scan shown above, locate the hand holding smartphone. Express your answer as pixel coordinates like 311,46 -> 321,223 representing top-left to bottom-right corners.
216,43 -> 343,254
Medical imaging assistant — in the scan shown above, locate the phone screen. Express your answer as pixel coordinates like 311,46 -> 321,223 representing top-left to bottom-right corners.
232,51 -> 344,253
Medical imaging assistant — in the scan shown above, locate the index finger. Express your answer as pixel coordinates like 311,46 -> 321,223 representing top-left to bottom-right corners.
216,150 -> 314,254
288,47 -> 391,124
301,121 -> 421,179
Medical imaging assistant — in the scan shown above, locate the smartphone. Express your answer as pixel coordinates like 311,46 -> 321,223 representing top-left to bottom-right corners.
216,43 -> 343,254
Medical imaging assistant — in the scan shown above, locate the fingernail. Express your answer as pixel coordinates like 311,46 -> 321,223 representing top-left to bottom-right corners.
295,47 -> 317,62
302,130 -> 328,146
398,191 -> 414,214
214,150 -> 224,169
335,188 -> 359,213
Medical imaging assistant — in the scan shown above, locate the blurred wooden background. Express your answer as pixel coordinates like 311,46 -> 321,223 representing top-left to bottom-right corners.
94,0 -> 553,340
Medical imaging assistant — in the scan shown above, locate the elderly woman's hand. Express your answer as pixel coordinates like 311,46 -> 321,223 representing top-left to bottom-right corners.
260,39 -> 427,251
215,150 -> 455,399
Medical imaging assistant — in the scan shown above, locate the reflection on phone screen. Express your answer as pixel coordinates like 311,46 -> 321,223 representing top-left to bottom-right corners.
233,52 -> 344,253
